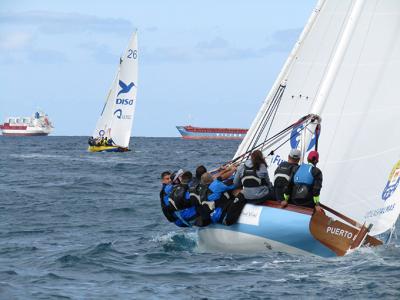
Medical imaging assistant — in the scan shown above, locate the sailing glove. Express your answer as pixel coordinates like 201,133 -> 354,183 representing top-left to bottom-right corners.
313,195 -> 320,204
284,194 -> 289,201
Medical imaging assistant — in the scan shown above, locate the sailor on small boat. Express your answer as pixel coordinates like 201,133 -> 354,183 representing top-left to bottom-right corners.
288,150 -> 323,210
88,136 -> 96,146
274,148 -> 301,207
233,150 -> 274,203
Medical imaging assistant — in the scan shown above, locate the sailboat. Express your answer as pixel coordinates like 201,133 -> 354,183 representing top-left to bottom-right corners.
198,0 -> 400,257
88,32 -> 138,152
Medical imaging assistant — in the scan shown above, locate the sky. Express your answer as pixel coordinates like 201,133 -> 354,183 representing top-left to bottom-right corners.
0,0 -> 316,136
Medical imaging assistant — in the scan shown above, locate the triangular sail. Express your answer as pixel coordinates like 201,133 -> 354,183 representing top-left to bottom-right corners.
236,0 -> 400,235
111,32 -> 139,148
92,70 -> 120,139
92,32 -> 138,148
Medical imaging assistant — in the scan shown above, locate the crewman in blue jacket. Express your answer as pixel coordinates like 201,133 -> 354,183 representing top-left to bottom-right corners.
289,150 -> 323,211
200,172 -> 236,224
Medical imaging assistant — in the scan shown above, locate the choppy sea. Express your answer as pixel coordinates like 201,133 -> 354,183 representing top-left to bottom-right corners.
0,136 -> 399,299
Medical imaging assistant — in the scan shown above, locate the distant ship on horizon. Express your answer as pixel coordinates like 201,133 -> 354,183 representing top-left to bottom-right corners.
0,112 -> 53,136
176,125 -> 248,140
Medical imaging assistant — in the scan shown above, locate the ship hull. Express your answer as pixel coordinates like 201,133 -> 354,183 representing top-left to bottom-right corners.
1,132 -> 49,137
88,145 -> 130,152
1,128 -> 51,136
177,125 -> 247,140
181,135 -> 243,140
197,203 -> 336,257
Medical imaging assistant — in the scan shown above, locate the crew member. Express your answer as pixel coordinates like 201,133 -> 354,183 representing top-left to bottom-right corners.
190,165 -> 207,188
233,150 -> 274,203
274,149 -> 301,207
169,171 -> 199,227
159,171 -> 176,222
289,150 -> 323,209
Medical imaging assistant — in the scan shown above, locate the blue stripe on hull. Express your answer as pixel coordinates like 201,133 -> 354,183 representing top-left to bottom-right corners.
199,205 -> 336,257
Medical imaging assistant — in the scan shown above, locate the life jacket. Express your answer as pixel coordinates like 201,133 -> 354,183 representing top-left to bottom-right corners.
293,163 -> 314,186
291,163 -> 315,204
241,165 -> 266,188
160,184 -> 177,222
169,184 -> 191,211
174,206 -> 198,227
189,183 -> 212,206
274,161 -> 298,186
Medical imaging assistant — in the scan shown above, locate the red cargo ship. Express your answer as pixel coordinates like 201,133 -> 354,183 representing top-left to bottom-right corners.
176,125 -> 248,140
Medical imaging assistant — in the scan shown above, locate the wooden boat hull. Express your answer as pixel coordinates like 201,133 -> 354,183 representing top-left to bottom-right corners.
87,145 -> 129,152
198,203 -> 337,257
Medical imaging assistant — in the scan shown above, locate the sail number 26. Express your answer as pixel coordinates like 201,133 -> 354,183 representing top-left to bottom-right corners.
127,49 -> 137,59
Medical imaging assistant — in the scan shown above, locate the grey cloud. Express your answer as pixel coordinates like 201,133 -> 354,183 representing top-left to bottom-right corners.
195,29 -> 301,61
194,36 -> 262,61
0,11 -> 134,35
141,46 -> 192,63
196,37 -> 230,50
265,28 -> 301,52
80,42 -> 120,64
27,49 -> 68,63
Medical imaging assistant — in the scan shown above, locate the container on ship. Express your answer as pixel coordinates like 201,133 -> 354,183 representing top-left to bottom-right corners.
0,112 -> 53,136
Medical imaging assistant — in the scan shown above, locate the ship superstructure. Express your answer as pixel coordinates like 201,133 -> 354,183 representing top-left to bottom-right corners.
0,112 -> 53,136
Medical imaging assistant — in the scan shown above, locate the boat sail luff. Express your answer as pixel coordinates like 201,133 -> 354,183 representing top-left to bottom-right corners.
110,32 -> 138,148
92,69 -> 120,138
312,0 -> 400,234
234,0 -> 327,159
235,0 -> 400,235
310,0 -> 365,116
301,0 -> 365,160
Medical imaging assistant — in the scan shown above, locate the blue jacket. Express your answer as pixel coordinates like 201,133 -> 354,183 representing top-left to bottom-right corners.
208,179 -> 236,201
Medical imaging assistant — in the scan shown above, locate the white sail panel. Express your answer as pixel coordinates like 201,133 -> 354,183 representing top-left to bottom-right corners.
316,0 -> 400,235
235,0 -> 400,234
111,32 -> 138,148
236,0 -> 353,173
92,71 -> 119,138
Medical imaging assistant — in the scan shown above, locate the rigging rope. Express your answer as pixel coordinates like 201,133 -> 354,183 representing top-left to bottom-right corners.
244,84 -> 287,155
221,114 -> 313,169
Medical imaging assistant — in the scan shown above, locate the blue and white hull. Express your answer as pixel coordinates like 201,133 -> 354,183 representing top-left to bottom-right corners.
198,204 -> 336,257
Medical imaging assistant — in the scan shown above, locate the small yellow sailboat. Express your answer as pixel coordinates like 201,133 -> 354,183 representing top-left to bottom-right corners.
88,31 -> 138,153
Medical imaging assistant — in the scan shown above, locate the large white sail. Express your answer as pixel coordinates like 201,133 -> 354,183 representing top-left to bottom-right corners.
92,32 -> 138,148
236,0 -> 400,235
111,32 -> 138,148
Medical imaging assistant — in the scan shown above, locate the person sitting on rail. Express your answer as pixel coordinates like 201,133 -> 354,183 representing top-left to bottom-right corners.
274,148 -> 301,207
107,138 -> 116,146
160,169 -> 183,224
88,136 -> 96,146
287,150 -> 323,211
168,171 -> 200,227
190,165 -> 207,189
233,149 -> 275,204
192,172 -> 237,225
159,171 -> 177,223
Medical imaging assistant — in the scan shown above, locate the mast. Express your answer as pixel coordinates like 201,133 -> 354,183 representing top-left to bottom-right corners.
301,0 -> 365,157
234,0 -> 327,159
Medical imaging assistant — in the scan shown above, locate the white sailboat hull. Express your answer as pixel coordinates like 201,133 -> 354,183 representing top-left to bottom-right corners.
197,204 -> 336,257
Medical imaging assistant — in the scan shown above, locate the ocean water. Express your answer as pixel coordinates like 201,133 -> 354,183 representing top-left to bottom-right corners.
0,136 -> 399,299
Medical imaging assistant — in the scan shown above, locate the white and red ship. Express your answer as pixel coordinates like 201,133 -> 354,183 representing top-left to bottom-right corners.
0,112 -> 53,136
